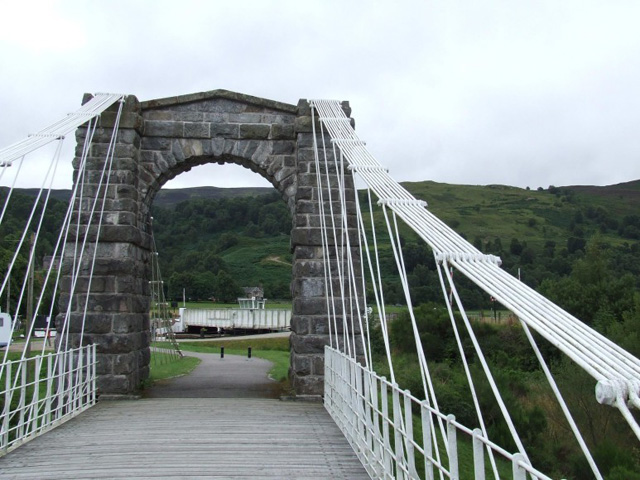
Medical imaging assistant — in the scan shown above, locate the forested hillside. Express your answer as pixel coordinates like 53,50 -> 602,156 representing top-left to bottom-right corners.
151,191 -> 292,302
4,180 -> 640,308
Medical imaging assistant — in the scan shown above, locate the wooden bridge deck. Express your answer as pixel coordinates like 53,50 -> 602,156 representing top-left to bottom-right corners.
0,398 -> 370,479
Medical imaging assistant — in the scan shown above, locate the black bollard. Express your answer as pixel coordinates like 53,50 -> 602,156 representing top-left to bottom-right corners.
248,347 -> 252,359
220,346 -> 224,359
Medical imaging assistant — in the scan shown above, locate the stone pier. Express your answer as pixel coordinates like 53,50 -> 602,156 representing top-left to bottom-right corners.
60,90 -> 362,397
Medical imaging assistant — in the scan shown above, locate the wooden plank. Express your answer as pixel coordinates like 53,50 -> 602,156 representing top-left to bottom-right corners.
0,398 -> 370,479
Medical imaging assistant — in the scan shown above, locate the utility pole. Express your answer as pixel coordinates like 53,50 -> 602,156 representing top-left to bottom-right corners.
25,233 -> 35,357
5,274 -> 9,314
1,162 -> 12,314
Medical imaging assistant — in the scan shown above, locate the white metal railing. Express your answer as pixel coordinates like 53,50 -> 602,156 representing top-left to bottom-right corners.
0,344 -> 97,455
324,347 -> 552,480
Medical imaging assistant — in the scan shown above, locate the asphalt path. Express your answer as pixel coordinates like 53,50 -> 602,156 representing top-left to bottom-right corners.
145,350 -> 284,399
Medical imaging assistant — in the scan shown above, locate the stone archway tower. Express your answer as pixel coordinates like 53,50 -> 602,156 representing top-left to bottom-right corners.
58,90 -> 358,397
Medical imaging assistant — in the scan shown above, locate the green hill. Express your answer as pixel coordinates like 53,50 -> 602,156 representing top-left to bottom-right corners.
404,180 -> 640,249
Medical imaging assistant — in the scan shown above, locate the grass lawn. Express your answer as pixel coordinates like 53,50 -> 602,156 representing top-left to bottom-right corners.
147,352 -> 200,384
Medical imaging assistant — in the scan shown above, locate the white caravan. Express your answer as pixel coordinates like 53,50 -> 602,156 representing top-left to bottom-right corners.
0,312 -> 12,348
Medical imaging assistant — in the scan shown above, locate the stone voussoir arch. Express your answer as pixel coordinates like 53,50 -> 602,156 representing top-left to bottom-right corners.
60,89 -> 359,397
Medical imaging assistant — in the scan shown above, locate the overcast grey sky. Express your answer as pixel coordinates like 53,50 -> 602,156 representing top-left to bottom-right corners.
1,0 -> 639,190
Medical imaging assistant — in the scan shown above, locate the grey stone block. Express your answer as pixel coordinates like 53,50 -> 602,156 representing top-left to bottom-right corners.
145,121 -> 184,137
291,354 -> 311,375
272,141 -> 295,155
270,124 -> 295,140
210,123 -> 239,137
97,374 -> 132,395
183,122 -> 210,138
239,124 -> 271,140
290,316 -> 311,335
292,277 -> 325,297
290,333 -> 330,354
112,352 -> 137,375
291,372 -> 324,396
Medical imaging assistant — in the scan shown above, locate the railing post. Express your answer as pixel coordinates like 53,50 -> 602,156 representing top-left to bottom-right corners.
30,355 -> 41,435
332,349 -> 341,426
472,428 -> 485,480
355,361 -> 366,457
65,350 -> 74,415
350,355 -> 358,441
380,378 -> 392,477
76,346 -> 84,410
341,350 -> 349,433
347,357 -> 354,439
370,373 -> 383,475
512,453 -> 527,480
1,361 -> 12,451
44,353 -> 53,426
362,369 -> 373,467
324,347 -> 332,411
446,414 -> 459,479
92,344 -> 97,404
392,384 -> 405,479
403,390 -> 417,478
421,401 -> 434,480
17,360 -> 26,440
54,350 -> 65,421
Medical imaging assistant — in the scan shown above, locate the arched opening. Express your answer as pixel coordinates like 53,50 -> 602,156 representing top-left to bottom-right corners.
144,161 -> 293,398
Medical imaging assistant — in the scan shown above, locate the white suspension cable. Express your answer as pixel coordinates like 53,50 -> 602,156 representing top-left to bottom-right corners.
384,207 -> 449,473
0,94 -> 124,166
434,260 -> 501,479
310,108 -> 339,349
57,98 -> 125,353
0,157 -> 26,226
353,187 -> 374,366
19,139 -> 66,360
78,98 -> 125,346
0,137 -> 65,365
331,141 -> 353,357
335,147 -> 368,360
519,320 -> 603,479
367,189 -> 395,383
311,98 -> 640,424
441,260 -> 532,465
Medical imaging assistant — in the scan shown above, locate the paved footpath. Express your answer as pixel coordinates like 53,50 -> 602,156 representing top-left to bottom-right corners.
0,350 -> 370,479
145,351 -> 284,399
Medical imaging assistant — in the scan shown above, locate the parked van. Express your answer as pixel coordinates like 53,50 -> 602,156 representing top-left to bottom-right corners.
0,312 -> 11,348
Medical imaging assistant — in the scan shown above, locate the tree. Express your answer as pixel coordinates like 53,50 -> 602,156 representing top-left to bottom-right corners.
213,270 -> 242,303
216,232 -> 238,252
192,272 -> 216,300
167,271 -> 196,300
510,238 -> 523,255
539,237 -> 635,325
260,214 -> 280,235
201,253 -> 227,274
